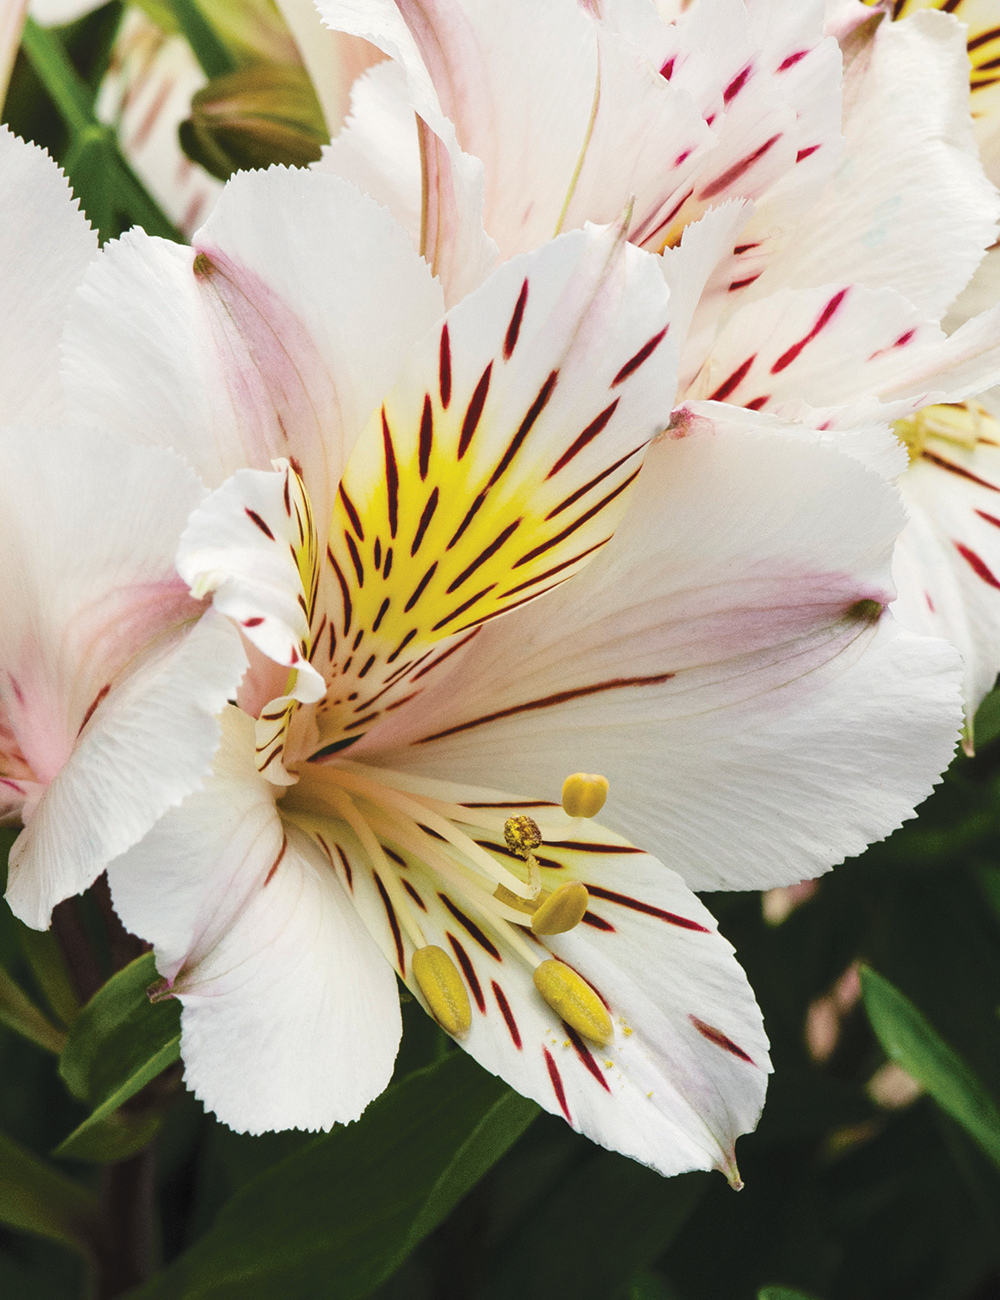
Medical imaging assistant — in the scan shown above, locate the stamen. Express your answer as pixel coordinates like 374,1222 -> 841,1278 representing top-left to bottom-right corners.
561,772 -> 609,819
534,959 -> 613,1046
504,815 -> 543,898
413,945 -> 472,1037
531,882 -> 591,936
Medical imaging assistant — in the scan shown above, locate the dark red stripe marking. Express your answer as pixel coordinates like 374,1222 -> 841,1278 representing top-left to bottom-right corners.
387,628 -> 418,662
418,673 -> 674,742
243,617 -> 264,628
431,584 -> 496,632
382,409 -> 399,538
373,538 -> 382,569
374,871 -> 405,973
771,288 -> 849,373
565,1024 -> 611,1091
734,242 -> 760,254
796,144 -> 821,163
446,520 -> 521,593
264,835 -> 287,886
245,508 -> 274,540
500,536 -> 612,598
402,879 -> 426,911
587,884 -> 709,930
439,325 -> 452,408
488,372 -> 558,487
412,487 -> 439,557
690,1015 -> 754,1063
778,49 -> 809,71
357,654 -> 377,679
344,531 -> 364,586
723,64 -> 752,103
383,546 -> 393,579
492,981 -> 522,1048
337,842 -> 356,889
745,395 -> 769,411
611,328 -> 668,388
548,400 -> 620,479
700,133 -> 782,200
580,911 -> 615,932
547,445 -> 643,520
547,841 -> 644,854
956,541 -> 1000,589
459,363 -> 492,458
439,893 -> 501,959
969,25 -> 1000,51
447,933 -> 485,1012
514,471 -> 641,568
339,483 -> 364,540
447,490 -> 487,550
405,562 -> 438,612
660,55 -> 675,79
729,274 -> 762,292
504,279 -> 529,358
708,354 -> 756,402
411,628 -> 481,680
419,395 -> 433,480
543,1047 -> 572,1122
78,683 -> 111,735
975,509 -> 1000,529
372,597 -> 390,632
922,451 -> 1000,491
327,547 -> 353,635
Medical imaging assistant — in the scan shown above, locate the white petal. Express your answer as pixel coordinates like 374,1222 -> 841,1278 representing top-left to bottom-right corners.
754,9 -> 1000,319
0,426 -> 247,928
0,127 -> 96,422
63,167 -> 444,514
359,419 -> 962,891
107,709 -> 401,1133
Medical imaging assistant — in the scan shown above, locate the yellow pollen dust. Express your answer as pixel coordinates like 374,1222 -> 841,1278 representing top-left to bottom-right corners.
561,773 -> 609,819
504,815 -> 542,855
533,959 -> 614,1046
412,945 -> 472,1039
531,882 -> 591,936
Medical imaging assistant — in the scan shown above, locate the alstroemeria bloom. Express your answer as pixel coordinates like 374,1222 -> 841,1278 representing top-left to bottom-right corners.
55,161 -> 962,1174
316,0 -> 1000,737
0,127 -> 247,926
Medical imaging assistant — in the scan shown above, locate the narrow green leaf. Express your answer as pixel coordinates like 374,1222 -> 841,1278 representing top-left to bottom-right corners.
54,953 -> 180,1160
126,1052 -> 538,1300
168,0 -> 236,78
18,928 -> 80,1029
0,1128 -> 96,1258
0,963 -> 66,1054
861,965 -> 1000,1170
758,1289 -> 821,1300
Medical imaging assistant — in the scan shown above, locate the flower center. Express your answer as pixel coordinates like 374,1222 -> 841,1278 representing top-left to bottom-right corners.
894,400 -> 998,466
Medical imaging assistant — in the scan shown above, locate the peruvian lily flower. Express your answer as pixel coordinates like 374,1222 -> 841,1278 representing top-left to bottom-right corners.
56,161 -> 962,1174
316,0 -> 1000,739
0,126 -> 247,926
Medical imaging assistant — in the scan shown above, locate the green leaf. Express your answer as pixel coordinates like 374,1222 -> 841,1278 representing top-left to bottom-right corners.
126,1051 -> 538,1300
168,0 -> 236,78
55,952 -> 180,1161
0,963 -> 66,1054
0,1127 -> 96,1258
758,1290 -> 822,1300
17,928 -> 80,1029
861,965 -> 1000,1171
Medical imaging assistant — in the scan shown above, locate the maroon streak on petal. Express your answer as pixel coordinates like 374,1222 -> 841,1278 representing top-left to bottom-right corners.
387,628 -> 418,662
245,508 -> 274,540
504,279 -> 529,359
659,56 -> 675,79
402,879 -> 427,911
586,884 -> 710,931
580,911 -> 615,932
564,1023 -> 611,1091
690,1014 -> 755,1064
447,932 -> 485,1011
335,841 -> 353,889
326,547 -> 353,635
955,541 -> 1000,589
778,49 -> 809,71
708,355 -> 756,402
416,673 -> 675,742
699,133 -> 783,200
543,1046 -> 572,1122
446,520 -> 521,594
729,274 -> 762,292
975,509 -> 1000,529
514,471 -> 641,567
492,981 -> 522,1048
461,799 -> 559,809
969,25 -> 1000,51
339,483 -> 364,540
372,598 -> 390,633
548,401 -> 621,479
431,584 -> 496,632
374,871 -> 405,972
500,536 -> 612,598
382,409 -> 400,539
795,144 -> 821,163
459,364 -> 493,459
404,562 -> 438,613
242,617 -> 264,627
611,328 -> 668,388
410,628 -> 482,681
439,324 -> 452,408
344,531 -> 365,586
922,451 -> 1000,491
723,64 -> 752,103
733,242 -> 760,254
447,491 -> 488,551
547,841 -> 643,854
419,395 -> 433,480
770,287 -> 849,374
745,395 -> 769,411
264,835 -> 287,887
439,893 -> 502,959
78,683 -> 111,735
488,372 -> 558,487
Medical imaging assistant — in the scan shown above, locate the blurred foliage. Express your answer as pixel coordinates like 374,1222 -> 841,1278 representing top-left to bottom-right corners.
3,5 -> 1000,1298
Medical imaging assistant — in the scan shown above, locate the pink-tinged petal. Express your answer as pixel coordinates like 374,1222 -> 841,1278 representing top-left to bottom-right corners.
0,426 -> 247,928
63,167 -> 444,509
0,127 -> 96,423
359,417 -> 962,891
311,220 -> 675,751
108,710 -> 401,1133
302,795 -> 767,1178
754,9 -> 1000,319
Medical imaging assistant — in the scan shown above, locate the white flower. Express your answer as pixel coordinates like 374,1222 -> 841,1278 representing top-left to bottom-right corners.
57,162 -> 962,1172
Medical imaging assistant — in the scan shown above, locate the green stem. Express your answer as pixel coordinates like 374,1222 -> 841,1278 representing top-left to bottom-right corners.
20,15 -> 92,135
0,964 -> 66,1054
168,0 -> 236,79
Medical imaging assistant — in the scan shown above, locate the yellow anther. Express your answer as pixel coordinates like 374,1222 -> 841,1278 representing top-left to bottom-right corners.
533,959 -> 613,1047
561,773 -> 609,819
504,815 -> 542,856
531,882 -> 590,936
412,945 -> 471,1039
